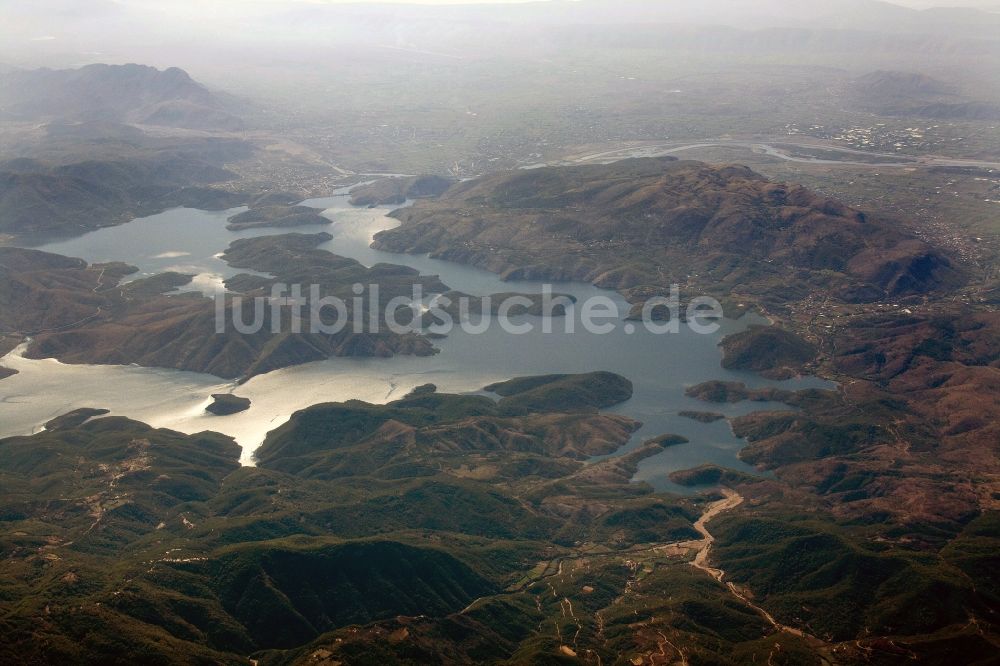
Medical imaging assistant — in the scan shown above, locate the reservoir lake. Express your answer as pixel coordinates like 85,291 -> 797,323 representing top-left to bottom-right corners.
2,189 -> 831,492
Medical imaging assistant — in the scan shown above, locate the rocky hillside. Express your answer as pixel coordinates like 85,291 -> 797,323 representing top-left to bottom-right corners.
372,156 -> 999,565
1,238 -> 445,380
0,376 -> 720,664
0,138 -> 253,238
374,157 -> 963,307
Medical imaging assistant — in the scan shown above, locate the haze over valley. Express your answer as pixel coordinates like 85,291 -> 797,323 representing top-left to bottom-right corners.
0,1 -> 998,664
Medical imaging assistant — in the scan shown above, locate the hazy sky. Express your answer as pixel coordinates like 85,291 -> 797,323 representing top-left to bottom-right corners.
102,0 -> 997,7
3,0 -> 997,59
113,0 -> 546,4
107,0 -> 997,5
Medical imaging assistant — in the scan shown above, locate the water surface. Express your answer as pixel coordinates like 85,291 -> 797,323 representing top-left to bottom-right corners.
3,194 -> 832,491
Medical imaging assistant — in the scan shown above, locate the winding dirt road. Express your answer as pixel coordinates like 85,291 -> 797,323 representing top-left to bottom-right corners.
689,488 -> 744,582
689,489 -> 835,661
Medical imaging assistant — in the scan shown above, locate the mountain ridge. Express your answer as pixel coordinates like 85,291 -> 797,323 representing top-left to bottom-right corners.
374,157 -> 964,307
0,63 -> 243,131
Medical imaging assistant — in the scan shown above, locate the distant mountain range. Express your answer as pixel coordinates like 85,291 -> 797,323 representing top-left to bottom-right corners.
0,63 -> 243,131
849,70 -> 1000,120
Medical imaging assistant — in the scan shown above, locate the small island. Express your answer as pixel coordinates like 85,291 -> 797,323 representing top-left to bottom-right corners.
685,381 -> 837,410
485,371 -> 634,415
122,271 -> 195,297
405,383 -> 438,398
349,175 -> 455,207
44,407 -> 111,431
206,394 -> 252,416
644,433 -> 690,447
679,410 -> 726,423
685,380 -> 795,404
226,205 -> 330,230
